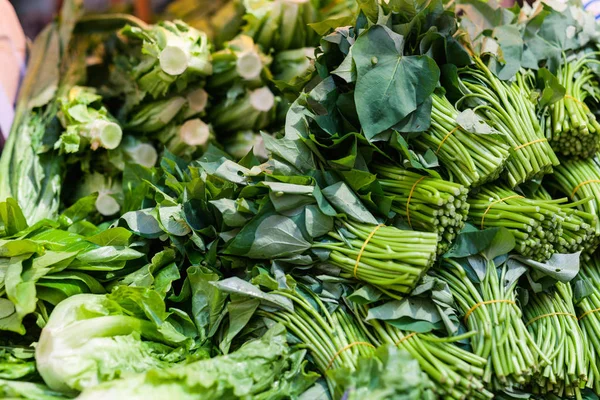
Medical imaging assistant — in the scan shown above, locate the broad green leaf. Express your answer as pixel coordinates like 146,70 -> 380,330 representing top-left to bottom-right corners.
187,266 -> 227,341
87,227 -> 132,247
353,25 -> 439,139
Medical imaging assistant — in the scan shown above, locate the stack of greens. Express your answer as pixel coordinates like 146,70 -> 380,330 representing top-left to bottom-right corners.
523,282 -> 589,397
552,156 -> 600,218
543,54 -> 600,159
413,92 -> 510,187
373,165 -> 469,255
436,229 -> 544,389
467,185 -> 559,261
457,62 -> 559,187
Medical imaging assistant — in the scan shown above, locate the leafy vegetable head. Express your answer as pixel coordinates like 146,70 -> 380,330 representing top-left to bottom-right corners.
35,286 -> 193,395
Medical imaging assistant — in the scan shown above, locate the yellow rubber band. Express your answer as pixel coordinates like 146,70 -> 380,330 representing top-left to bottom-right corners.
353,224 -> 384,278
394,332 -> 418,346
326,341 -> 375,370
513,138 -> 548,151
436,126 -> 460,154
464,299 -> 516,323
578,307 -> 600,321
526,312 -> 577,326
406,176 -> 426,228
480,195 -> 523,229
571,179 -> 600,199
564,94 -> 589,110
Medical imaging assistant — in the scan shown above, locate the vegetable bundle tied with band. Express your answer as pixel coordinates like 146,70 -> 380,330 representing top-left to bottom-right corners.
256,285 -> 375,397
523,282 -> 589,397
354,304 -> 492,400
372,165 -> 468,255
313,220 -> 438,299
543,54 -> 600,159
458,59 -> 559,187
437,238 -> 545,388
412,93 -> 510,188
468,185 -> 562,261
575,256 -> 600,393
552,155 -> 600,221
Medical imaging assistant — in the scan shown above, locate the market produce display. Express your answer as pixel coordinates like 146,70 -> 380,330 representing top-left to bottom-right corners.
5,0 -> 600,399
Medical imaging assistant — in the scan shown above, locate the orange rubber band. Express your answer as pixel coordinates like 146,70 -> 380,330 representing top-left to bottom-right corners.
436,126 -> 460,154
526,312 -> 577,326
406,176 -> 426,228
464,299 -> 516,323
326,341 -> 375,370
480,195 -> 523,229
571,179 -> 600,199
394,332 -> 418,346
353,224 -> 384,278
513,138 -> 548,151
578,307 -> 600,321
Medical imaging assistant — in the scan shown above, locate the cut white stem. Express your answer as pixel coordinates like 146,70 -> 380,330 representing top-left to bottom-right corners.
126,143 -> 158,168
250,87 -> 275,112
90,120 -> 123,150
159,46 -> 189,76
95,192 -> 120,216
186,88 -> 208,113
179,118 -> 211,146
236,51 -> 263,80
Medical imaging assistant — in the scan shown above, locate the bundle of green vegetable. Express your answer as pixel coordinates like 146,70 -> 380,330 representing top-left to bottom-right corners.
458,60 -> 559,187
436,228 -> 545,388
467,185 -> 562,261
552,156 -> 600,220
372,165 -> 468,255
575,256 -> 600,393
544,54 -> 600,159
314,220 -> 438,298
220,277 -> 377,397
533,187 -> 599,255
355,304 -> 492,399
412,92 -> 510,187
523,282 -> 589,397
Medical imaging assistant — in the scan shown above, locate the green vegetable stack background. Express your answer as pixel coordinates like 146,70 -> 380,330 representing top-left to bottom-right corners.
5,0 -> 600,399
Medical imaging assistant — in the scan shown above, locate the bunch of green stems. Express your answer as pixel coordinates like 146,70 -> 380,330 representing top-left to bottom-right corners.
552,156 -> 600,223
372,165 -> 469,255
257,287 -> 375,397
458,58 -> 559,187
412,93 -> 510,187
353,304 -> 493,400
533,187 -> 599,255
467,185 -> 561,261
313,220 -> 438,299
574,256 -> 600,394
523,282 -> 589,397
544,54 -> 600,159
435,258 -> 547,389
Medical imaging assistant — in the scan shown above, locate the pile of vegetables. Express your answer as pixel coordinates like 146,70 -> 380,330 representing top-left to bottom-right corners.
6,0 -> 600,399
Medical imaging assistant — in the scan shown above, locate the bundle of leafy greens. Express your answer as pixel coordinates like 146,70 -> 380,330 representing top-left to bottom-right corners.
523,282 -> 589,397
373,165 -> 469,255
455,63 -> 559,187
352,285 -> 492,400
435,228 -> 545,389
76,324 -> 318,400
543,53 -> 600,159
552,155 -> 600,221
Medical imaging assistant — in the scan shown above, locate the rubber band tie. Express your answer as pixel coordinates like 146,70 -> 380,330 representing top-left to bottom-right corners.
407,176 -> 426,228
395,332 -> 418,346
579,307 -> 600,321
436,126 -> 460,154
464,299 -> 516,323
571,179 -> 600,199
526,312 -> 577,326
480,195 -> 523,229
513,138 -> 548,151
326,341 -> 375,370
353,224 -> 384,278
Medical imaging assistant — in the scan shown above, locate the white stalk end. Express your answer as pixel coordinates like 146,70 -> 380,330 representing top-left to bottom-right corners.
249,87 -> 275,112
179,119 -> 211,146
